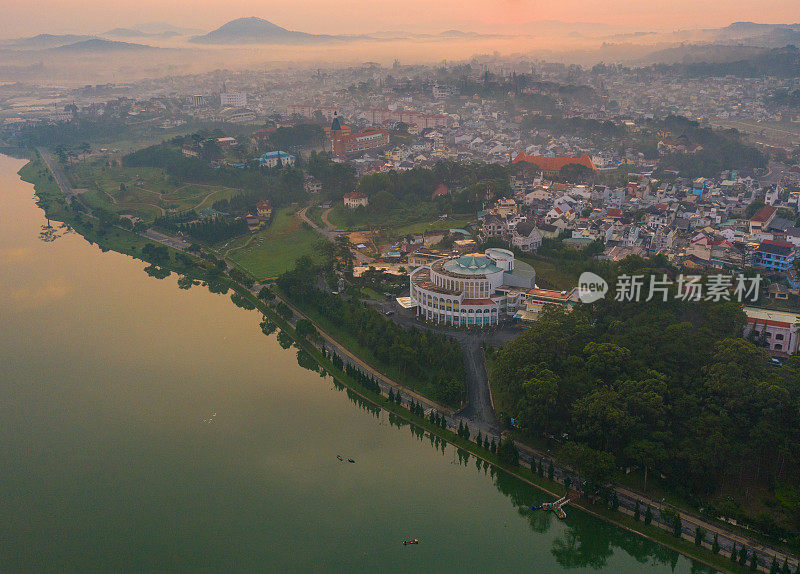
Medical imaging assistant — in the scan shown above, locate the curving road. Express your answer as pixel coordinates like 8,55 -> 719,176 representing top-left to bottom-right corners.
297,205 -> 372,264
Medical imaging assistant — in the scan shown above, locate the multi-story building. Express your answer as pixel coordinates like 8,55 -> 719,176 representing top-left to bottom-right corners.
220,92 -> 248,108
332,128 -> 390,157
256,151 -> 295,168
752,240 -> 796,273
744,307 -> 800,355
343,192 -> 369,208
409,249 -> 535,327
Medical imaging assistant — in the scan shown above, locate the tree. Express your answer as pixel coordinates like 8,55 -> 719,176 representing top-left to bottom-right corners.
258,286 -> 275,300
694,526 -> 705,546
644,505 -> 653,525
295,319 -> 318,340
497,437 -> 519,466
740,547 -> 748,566
731,543 -> 738,563
750,552 -> 759,571
634,501 -> 641,521
712,533 -> 720,554
561,442 -> 615,488
673,514 -> 682,538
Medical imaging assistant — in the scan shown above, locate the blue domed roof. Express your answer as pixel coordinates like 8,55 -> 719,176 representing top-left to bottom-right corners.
443,254 -> 501,276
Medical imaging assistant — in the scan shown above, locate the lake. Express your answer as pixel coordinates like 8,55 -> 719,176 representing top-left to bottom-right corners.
0,154 -> 713,573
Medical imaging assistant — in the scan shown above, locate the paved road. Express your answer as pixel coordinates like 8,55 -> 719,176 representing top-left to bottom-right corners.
143,228 -> 190,251
458,336 -> 501,432
367,297 -> 515,435
37,147 -> 84,204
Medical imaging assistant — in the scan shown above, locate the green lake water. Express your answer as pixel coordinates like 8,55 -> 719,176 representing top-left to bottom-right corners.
0,154 -> 715,573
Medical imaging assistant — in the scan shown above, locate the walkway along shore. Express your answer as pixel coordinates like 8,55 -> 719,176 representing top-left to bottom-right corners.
32,151 -> 797,574
262,286 -> 796,574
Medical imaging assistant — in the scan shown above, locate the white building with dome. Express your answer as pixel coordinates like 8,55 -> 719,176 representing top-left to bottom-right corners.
409,248 -> 535,327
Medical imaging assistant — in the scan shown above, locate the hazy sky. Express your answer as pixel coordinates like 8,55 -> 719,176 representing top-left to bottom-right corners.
1,0 -> 798,38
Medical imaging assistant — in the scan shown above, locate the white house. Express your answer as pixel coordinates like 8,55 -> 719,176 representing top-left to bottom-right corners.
343,192 -> 369,208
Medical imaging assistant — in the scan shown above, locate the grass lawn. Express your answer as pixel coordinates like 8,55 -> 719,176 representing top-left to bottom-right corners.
518,255 -> 580,291
387,217 -> 473,238
66,160 -> 242,221
324,206 -> 350,230
360,287 -> 382,300
222,208 -> 325,280
306,205 -> 326,229
324,206 -> 473,237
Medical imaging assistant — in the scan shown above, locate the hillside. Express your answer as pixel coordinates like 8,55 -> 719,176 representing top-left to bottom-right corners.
49,39 -> 159,52
190,17 -> 335,45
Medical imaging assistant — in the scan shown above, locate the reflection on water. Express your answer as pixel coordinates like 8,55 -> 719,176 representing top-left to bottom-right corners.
0,154 -> 713,573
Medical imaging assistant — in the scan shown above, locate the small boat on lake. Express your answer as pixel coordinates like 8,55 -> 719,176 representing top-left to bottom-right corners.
347,458 -> 355,463
403,539 -> 419,546
337,455 -> 343,461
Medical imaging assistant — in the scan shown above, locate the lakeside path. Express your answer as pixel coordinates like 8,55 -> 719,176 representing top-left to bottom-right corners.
34,153 -> 797,573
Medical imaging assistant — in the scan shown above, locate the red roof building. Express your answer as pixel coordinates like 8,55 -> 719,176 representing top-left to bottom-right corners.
333,129 -> 390,157
432,183 -> 449,198
512,153 -> 596,176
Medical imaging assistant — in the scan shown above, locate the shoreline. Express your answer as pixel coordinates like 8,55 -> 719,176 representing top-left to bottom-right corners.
15,152 -> 783,574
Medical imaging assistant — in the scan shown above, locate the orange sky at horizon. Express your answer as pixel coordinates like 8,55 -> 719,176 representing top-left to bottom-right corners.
1,0 -> 798,38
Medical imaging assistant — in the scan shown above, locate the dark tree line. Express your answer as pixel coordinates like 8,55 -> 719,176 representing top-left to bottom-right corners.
153,210 -> 247,243
278,257 -> 465,406
489,257 -> 800,546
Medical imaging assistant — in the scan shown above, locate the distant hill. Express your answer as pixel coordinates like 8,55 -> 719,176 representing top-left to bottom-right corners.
636,44 -> 769,65
649,45 -> 800,78
190,17 -> 336,45
6,33 -> 99,48
48,39 -> 159,52
671,21 -> 800,48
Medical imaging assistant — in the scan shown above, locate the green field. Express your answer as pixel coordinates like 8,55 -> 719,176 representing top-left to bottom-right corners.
324,205 -> 473,237
18,157 -> 188,265
306,205 -> 327,229
66,160 -> 240,222
518,255 -> 579,291
223,208 -> 325,280
388,217 -> 473,238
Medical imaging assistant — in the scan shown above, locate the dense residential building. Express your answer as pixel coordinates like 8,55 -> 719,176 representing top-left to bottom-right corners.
751,240 -> 797,272
219,92 -> 248,108
511,219 -> 543,252
749,205 -> 778,235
